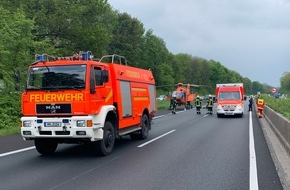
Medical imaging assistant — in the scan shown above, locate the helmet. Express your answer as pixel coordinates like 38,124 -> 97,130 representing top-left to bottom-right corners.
209,94 -> 211,97
197,95 -> 200,98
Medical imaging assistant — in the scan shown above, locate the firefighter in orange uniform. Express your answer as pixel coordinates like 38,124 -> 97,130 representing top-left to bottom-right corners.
257,97 -> 265,118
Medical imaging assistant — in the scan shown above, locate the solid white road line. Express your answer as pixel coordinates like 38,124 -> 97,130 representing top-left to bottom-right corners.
0,146 -> 35,158
153,115 -> 165,120
249,111 -> 259,190
137,130 -> 176,148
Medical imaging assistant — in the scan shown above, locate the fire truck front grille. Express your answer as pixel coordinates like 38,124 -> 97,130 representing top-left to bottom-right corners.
55,131 -> 70,135
39,131 -> 70,135
39,131 -> 52,135
222,105 -> 236,111
36,104 -> 72,114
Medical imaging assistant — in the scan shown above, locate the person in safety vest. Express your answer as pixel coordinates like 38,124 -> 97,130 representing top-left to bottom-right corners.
207,95 -> 214,114
257,97 -> 265,118
256,92 -> 261,104
171,92 -> 177,114
195,95 -> 202,114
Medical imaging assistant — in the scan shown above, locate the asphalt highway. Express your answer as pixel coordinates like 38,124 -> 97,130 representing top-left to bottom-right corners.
0,106 -> 283,190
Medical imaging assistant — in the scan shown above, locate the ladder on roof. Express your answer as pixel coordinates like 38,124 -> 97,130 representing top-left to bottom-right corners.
100,54 -> 127,65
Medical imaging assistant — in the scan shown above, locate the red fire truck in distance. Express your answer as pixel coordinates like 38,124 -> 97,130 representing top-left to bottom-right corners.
21,52 -> 156,156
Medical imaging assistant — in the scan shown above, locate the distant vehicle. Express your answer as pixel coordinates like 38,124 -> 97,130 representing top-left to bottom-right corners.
156,95 -> 167,101
216,83 -> 245,118
170,83 -> 197,112
156,82 -> 208,113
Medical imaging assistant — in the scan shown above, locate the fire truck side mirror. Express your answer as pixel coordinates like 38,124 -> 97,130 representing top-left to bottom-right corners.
244,95 -> 247,101
90,68 -> 96,94
102,70 -> 108,83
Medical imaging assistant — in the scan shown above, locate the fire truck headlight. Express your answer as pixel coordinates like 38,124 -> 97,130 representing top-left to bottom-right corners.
23,121 -> 32,127
77,120 -> 86,127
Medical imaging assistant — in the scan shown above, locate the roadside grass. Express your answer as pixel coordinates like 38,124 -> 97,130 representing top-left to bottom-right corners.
0,94 -> 21,136
0,126 -> 20,136
156,100 -> 170,110
263,95 -> 290,120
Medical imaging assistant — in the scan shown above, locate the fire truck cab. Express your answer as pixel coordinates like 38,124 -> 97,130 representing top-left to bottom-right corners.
21,52 -> 156,156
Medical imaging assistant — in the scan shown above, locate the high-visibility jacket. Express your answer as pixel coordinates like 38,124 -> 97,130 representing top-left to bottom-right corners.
257,99 -> 264,110
207,98 -> 214,108
195,98 -> 201,107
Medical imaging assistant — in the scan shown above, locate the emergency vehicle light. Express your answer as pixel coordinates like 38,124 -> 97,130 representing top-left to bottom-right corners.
81,51 -> 92,60
35,54 -> 47,62
37,119 -> 43,123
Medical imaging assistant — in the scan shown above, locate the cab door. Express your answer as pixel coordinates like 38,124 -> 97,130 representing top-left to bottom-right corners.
89,65 -> 111,114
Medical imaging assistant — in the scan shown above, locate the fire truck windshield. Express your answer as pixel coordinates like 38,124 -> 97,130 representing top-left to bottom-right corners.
218,91 -> 241,100
26,65 -> 86,90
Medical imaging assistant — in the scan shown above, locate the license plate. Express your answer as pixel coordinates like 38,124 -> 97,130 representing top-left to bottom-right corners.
44,122 -> 62,127
225,111 -> 234,115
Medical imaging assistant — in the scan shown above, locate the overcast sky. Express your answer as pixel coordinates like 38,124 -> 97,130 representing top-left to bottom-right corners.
108,0 -> 290,87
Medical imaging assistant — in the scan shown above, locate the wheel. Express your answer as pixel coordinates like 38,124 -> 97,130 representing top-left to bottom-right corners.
139,114 -> 150,140
96,121 -> 115,156
35,139 -> 58,155
130,114 -> 150,140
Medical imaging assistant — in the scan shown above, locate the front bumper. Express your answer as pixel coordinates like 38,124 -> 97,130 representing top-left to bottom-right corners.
21,116 -> 103,142
217,105 -> 244,115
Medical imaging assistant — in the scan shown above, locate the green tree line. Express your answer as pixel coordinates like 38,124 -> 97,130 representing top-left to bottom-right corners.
0,0 -> 288,134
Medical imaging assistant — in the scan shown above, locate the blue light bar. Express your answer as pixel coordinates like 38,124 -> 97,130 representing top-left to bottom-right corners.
37,119 -> 43,123
36,54 -> 47,62
81,51 -> 92,60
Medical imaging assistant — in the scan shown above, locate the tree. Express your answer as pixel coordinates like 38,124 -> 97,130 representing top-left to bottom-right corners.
0,6 -> 36,93
243,77 -> 253,95
2,0 -> 114,56
108,12 -> 145,66
140,30 -> 171,83
252,81 -> 264,94
280,72 -> 290,92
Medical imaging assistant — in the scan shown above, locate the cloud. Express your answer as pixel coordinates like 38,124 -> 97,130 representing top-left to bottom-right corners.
108,0 -> 290,86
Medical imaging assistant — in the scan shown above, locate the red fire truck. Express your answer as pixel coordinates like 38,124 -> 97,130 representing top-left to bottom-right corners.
21,52 -> 156,156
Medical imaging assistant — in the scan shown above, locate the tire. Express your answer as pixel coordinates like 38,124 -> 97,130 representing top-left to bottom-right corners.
96,121 -> 115,156
139,114 -> 150,140
35,139 -> 58,155
130,114 -> 150,140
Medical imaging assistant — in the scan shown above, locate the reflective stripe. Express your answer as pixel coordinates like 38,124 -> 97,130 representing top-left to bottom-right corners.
257,99 -> 264,109
258,99 -> 264,104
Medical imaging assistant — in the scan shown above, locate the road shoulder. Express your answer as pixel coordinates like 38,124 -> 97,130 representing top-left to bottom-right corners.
259,116 -> 290,190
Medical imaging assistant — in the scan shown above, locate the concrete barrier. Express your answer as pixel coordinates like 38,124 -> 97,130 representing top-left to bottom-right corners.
264,105 -> 290,157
